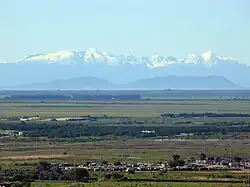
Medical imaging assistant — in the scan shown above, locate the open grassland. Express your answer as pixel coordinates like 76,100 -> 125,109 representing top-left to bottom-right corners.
0,100 -> 250,117
1,100 -> 250,164
2,96 -> 250,185
1,138 -> 250,164
1,99 -> 250,164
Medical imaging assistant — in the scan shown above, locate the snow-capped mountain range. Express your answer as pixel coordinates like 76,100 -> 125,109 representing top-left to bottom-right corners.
20,48 -> 236,68
0,48 -> 249,88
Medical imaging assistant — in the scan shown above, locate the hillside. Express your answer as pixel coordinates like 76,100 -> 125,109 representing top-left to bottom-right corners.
12,77 -> 117,90
7,76 -> 242,90
126,76 -> 241,90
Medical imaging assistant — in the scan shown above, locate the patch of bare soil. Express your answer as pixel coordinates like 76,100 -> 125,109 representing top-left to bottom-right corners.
0,154 -> 69,160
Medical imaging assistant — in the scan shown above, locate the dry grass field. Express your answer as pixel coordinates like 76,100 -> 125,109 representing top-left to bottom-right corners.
1,96 -> 250,186
1,138 -> 250,164
0,100 -> 250,117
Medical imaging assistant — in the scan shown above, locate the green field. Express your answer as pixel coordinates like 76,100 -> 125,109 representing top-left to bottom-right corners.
1,93 -> 250,186
0,100 -> 250,117
1,99 -> 250,163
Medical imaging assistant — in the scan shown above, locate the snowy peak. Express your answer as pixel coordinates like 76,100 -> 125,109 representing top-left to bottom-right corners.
19,48 -> 241,68
179,54 -> 205,65
24,48 -> 117,65
202,51 -> 217,65
0,48 -> 249,87
25,50 -> 78,63
84,48 -> 109,63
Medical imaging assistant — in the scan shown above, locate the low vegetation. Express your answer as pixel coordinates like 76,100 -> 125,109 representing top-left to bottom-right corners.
1,91 -> 250,186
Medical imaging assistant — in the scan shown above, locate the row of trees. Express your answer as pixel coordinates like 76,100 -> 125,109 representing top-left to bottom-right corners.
1,121 -> 249,138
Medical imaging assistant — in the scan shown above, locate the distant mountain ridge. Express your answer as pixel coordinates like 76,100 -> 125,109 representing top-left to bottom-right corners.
8,76 -> 242,90
126,75 -> 241,90
0,48 -> 249,87
11,49 -> 239,68
13,77 -> 117,90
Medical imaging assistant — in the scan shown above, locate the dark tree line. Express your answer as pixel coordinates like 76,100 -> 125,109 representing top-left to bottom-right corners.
1,122 -> 250,138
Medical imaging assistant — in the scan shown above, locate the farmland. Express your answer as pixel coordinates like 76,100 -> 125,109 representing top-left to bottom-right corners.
1,90 -> 250,186
0,99 -> 250,117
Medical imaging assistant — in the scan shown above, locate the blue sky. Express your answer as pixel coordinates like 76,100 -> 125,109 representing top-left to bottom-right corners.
1,0 -> 250,63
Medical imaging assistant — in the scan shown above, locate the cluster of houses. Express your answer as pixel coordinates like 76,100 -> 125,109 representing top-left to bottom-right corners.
47,155 -> 250,173
0,131 -> 23,138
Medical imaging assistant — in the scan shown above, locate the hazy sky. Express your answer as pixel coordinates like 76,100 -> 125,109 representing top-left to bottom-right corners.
1,0 -> 250,63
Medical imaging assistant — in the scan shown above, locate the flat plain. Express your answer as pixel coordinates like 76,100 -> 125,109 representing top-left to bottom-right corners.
1,97 -> 250,162
0,99 -> 250,117
1,90 -> 250,186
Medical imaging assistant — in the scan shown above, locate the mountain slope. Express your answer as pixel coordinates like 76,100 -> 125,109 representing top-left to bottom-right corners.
126,76 -> 242,90
12,77 -> 117,90
8,76 -> 242,90
0,48 -> 249,87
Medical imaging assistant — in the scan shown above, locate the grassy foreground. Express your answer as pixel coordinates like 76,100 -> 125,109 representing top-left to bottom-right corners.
31,181 -> 246,187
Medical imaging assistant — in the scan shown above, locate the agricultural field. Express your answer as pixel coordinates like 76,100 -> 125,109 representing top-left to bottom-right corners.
1,93 -> 250,162
0,99 -> 250,117
1,90 -> 250,186
1,138 -> 250,164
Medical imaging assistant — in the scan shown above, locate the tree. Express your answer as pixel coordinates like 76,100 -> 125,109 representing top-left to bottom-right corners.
113,160 -> 122,166
101,160 -> 108,165
172,154 -> 180,161
199,153 -> 206,160
234,156 -> 242,163
169,154 -> 185,168
36,161 -> 51,171
168,159 -> 185,168
35,162 -> 63,180
190,156 -> 196,162
63,168 -> 89,181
